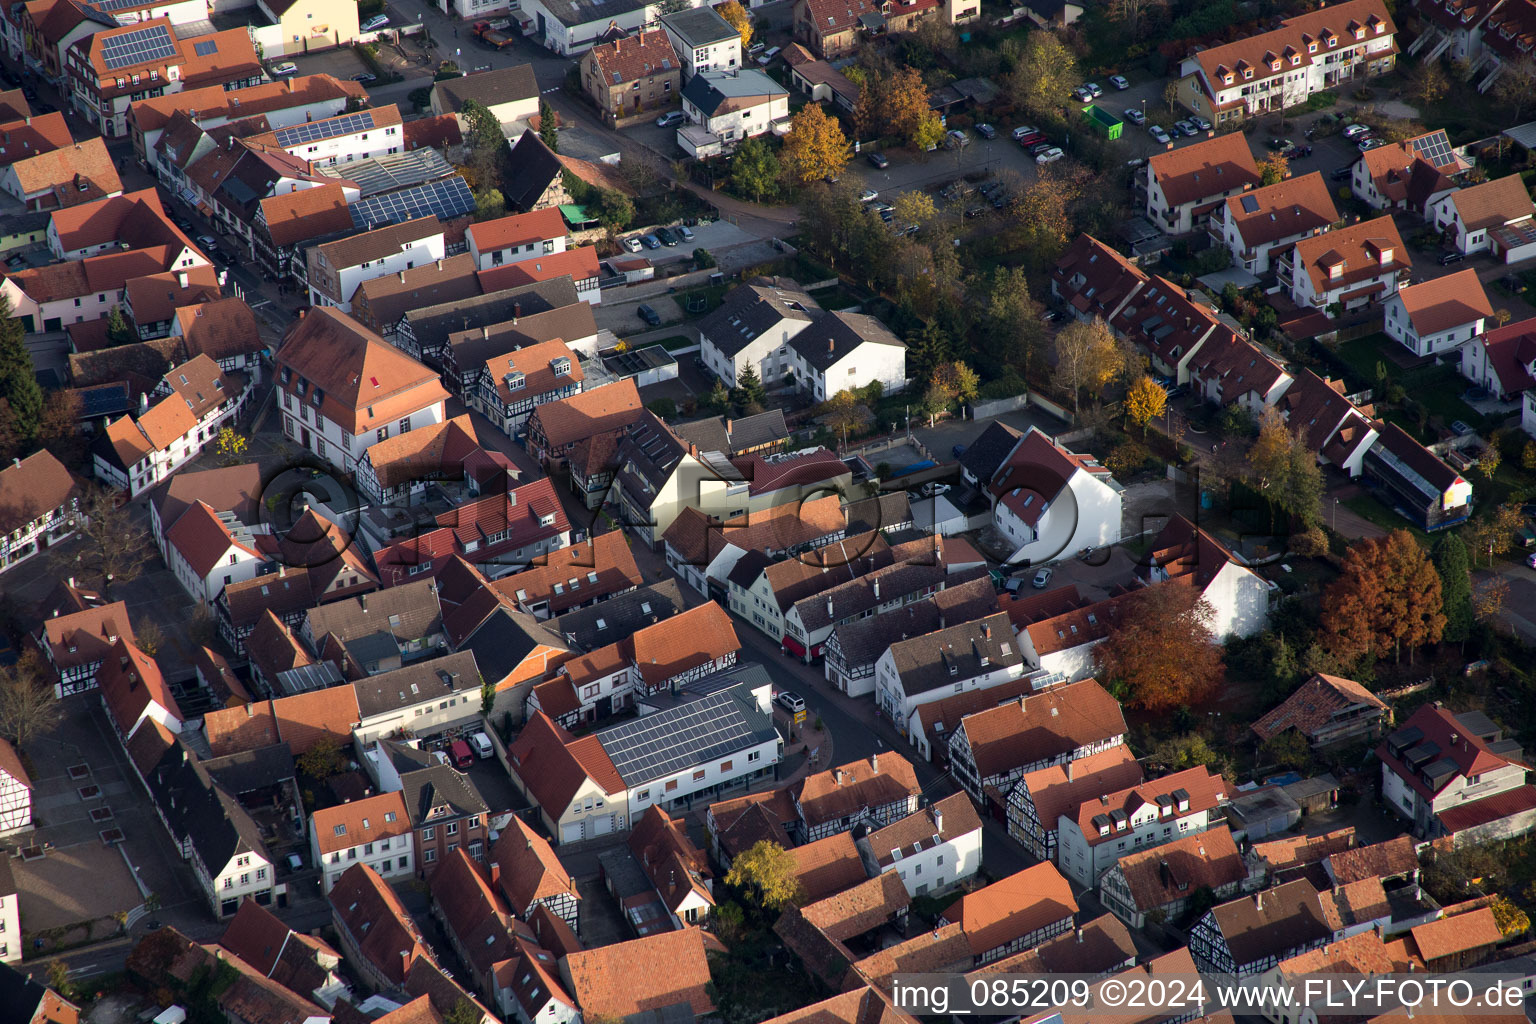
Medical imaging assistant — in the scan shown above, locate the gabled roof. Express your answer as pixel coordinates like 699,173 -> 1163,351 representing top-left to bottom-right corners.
1015,745 -> 1145,836
586,28 -> 679,86
98,638 -> 181,739
312,215 -> 442,276
1207,879 -> 1331,968
1290,214 -> 1410,295
682,67 -> 787,117
258,182 -> 353,247
0,109 -> 70,168
311,790 -> 412,855
954,679 -> 1127,781
1446,173 -> 1533,231
353,252 -> 482,329
503,129 -> 563,213
530,378 -> 643,449
1392,269 -> 1492,337
4,137 -> 122,205
699,283 -> 819,357
796,752 -> 920,829
1377,703 -> 1523,801
0,449 -> 77,535
492,815 -> 579,913
1112,826 -> 1246,912
1252,673 -> 1389,742
1410,906 -> 1501,961
1072,765 -> 1227,848
860,791 -> 981,869
1147,131 -> 1260,208
433,64 -> 539,112
560,927 -> 714,1019
787,831 -> 869,902
490,531 -> 641,617
1326,834 -> 1420,885
1222,171 -> 1338,250
477,246 -> 602,291
942,862 -> 1078,956
661,493 -> 844,567
428,847 -> 521,978
220,897 -> 344,997
1471,314 -> 1536,396
885,612 -> 1021,696
164,499 -> 258,579
627,805 -> 713,915
509,712 -> 625,820
1189,0 -> 1396,97
328,863 -> 430,986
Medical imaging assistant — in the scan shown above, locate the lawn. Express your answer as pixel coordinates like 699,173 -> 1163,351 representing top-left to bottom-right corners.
650,335 -> 695,351
1333,333 -> 1481,428
1344,495 -> 1432,545
673,284 -> 729,318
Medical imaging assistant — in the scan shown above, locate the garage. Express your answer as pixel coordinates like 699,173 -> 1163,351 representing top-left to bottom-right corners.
561,821 -> 584,844
592,813 -> 615,836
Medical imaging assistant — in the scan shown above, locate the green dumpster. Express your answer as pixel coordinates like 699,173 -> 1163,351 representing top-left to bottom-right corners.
1082,104 -> 1123,140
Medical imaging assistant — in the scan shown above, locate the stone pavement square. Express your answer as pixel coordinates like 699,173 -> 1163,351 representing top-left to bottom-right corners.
13,843 -> 140,931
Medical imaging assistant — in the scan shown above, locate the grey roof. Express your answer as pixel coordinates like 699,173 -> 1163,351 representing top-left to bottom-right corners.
598,682 -> 775,786
886,611 -> 1021,696
344,630 -> 402,670
597,846 -> 652,900
675,409 -> 790,456
321,148 -> 455,197
550,581 -> 685,652
504,129 -> 563,213
531,0 -> 646,28
789,311 -> 904,373
661,5 -> 738,47
0,963 -> 50,1024
698,284 -> 818,358
352,651 -> 481,720
275,661 -> 346,695
1208,878 -> 1331,968
202,743 -> 295,795
146,740 -> 268,876
446,303 -> 598,372
842,491 -> 912,535
793,561 -> 980,633
957,421 -> 1024,482
401,763 -> 490,824
827,576 -> 998,669
638,660 -> 774,713
433,64 -> 539,110
458,606 -> 565,683
403,278 -> 579,357
615,411 -> 690,507
305,580 -> 443,648
680,69 -> 788,120
725,549 -> 773,590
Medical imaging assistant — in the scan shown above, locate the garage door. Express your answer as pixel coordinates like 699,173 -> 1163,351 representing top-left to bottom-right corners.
592,813 -> 614,836
561,821 -> 584,843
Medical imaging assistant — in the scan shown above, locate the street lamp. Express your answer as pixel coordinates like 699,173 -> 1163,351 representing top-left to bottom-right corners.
1332,497 -> 1339,531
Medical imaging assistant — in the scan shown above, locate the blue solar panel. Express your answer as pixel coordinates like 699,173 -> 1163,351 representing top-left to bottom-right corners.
597,688 -> 768,785
100,24 -> 176,70
193,39 -> 218,56
274,111 -> 378,149
80,384 -> 130,418
349,176 -> 475,229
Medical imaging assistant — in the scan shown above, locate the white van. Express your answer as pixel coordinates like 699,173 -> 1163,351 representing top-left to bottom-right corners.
469,732 -> 494,759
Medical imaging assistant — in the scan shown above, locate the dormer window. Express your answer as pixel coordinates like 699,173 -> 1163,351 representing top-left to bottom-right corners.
1244,68 -> 1253,79
1326,33 -> 1338,46
1355,26 -> 1365,38
1223,73 -> 1234,85
1329,262 -> 1343,280
1308,41 -> 1317,52
1378,247 -> 1393,265
1290,54 -> 1301,65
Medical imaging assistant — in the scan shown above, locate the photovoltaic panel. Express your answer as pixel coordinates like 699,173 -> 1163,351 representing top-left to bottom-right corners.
193,38 -> 218,56
1411,130 -> 1454,169
597,689 -> 766,785
349,176 -> 474,229
100,23 -> 176,70
273,110 -> 378,148
90,0 -> 153,11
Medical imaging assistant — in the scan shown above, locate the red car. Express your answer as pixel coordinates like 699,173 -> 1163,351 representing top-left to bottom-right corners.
449,739 -> 474,769
1016,132 -> 1045,148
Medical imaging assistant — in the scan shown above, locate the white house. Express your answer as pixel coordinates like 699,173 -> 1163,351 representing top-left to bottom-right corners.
855,792 -> 982,898
1351,131 -> 1465,213
1385,269 -> 1493,358
1175,0 -> 1396,127
1054,765 -> 1228,888
1143,132 -> 1260,235
1461,316 -> 1536,400
163,500 -> 267,606
0,866 -> 18,963
310,790 -> 415,894
246,104 -> 405,168
678,69 -> 788,154
466,207 -> 568,272
874,612 -> 1024,733
1427,173 -> 1535,257
788,311 -> 907,400
698,283 -> 818,387
275,307 -> 450,476
0,739 -> 32,840
1208,171 -> 1338,275
1279,215 -> 1409,315
986,427 -> 1124,568
350,652 -> 483,748
308,216 -> 446,312
0,451 -> 79,576
661,6 -> 742,79
1013,592 -> 1124,682
1141,515 -> 1274,640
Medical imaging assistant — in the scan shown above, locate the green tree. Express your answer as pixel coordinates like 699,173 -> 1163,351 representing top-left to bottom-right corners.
1006,32 -> 1078,119
733,364 -> 767,411
47,959 -> 70,998
106,306 -> 135,346
474,188 -> 507,221
445,999 -> 482,1024
982,266 -> 1045,374
460,99 -> 507,153
0,297 -> 43,443
1432,533 -> 1473,646
297,735 -> 348,781
593,189 -> 635,232
731,137 -> 782,202
704,378 -> 730,414
539,99 -> 559,152
480,676 -> 496,717
905,322 -> 952,388
724,839 -> 803,912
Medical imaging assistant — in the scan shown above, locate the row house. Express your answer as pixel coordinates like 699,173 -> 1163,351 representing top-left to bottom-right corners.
794,752 -> 921,843
1270,368 -> 1379,478
0,135 -> 122,212
352,413 -> 515,512
855,792 -> 983,898
445,302 -> 599,397
937,862 -> 1078,965
1362,422 -> 1473,531
1100,826 -> 1250,929
37,599 -> 129,697
1279,214 -> 1410,315
1189,879 -> 1337,978
791,0 -> 974,60
217,898 -> 352,1009
121,266 -> 221,341
373,739 -> 491,874
946,678 -> 1128,808
1209,171 -> 1339,275
491,530 -> 641,620
328,862 -> 432,993
493,817 -> 581,930
623,805 -> 716,928
45,186 -> 206,262
471,338 -> 585,437
527,379 -> 644,471
4,247 -> 159,334
1144,132 -> 1260,235
92,354 -> 250,497
1175,0 -> 1397,126
466,205 -> 568,271
1386,268 -> 1493,358
1351,129 -> 1465,212
350,252 -> 482,338
1057,765 -> 1229,888
310,790 -> 415,893
1407,0 -> 1502,64
0,739 -> 32,838
783,556 -> 967,663
393,277 -> 579,366
662,494 -> 847,602
275,307 -> 450,477
1461,310 -> 1536,401
244,103 -> 404,169
726,531 -> 897,647
251,181 -> 359,283
478,245 -> 604,306
307,215 -> 446,313
874,612 -> 1025,734
0,450 -> 79,576
1427,172 -> 1536,258
1007,745 -> 1145,863
350,651 -> 483,747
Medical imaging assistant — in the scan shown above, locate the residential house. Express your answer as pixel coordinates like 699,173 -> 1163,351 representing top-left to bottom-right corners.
1012,582 -> 1123,683
251,181 -> 357,283
202,688 -> 361,758
946,678 -> 1128,806
1144,132 -> 1261,235
673,408 -> 791,458
1006,744 -> 1145,862
307,216 -> 446,313
507,711 -> 629,843
625,804 -> 715,927
678,69 -> 788,156
1209,171 -> 1338,275
1461,313 -> 1536,400
1189,879 -> 1334,977
1055,764 -> 1229,888
0,108 -> 69,169
1099,826 -> 1250,929
372,739 -> 491,874
549,580 -> 686,652
0,450 -> 79,576
662,493 -> 846,598
1049,234 -> 1150,328
787,310 -> 907,400
274,307 -> 450,476
252,0 -> 361,57
1384,268 -> 1493,357
907,660 -> 1046,765
527,379 -> 643,471
1279,215 -> 1410,315
98,638 -> 183,743
795,752 -> 920,842
772,873 -> 912,987
300,578 -> 445,675
0,136 -> 122,212
491,531 -> 641,619
349,651 -> 483,747
162,499 -> 266,605
581,30 -> 681,122
791,0 -> 967,59
698,283 -> 819,389
350,252 -> 482,337
352,413 -> 516,511
502,130 -> 569,213
728,531 -> 894,655
782,552 -> 974,665
1252,673 -> 1393,749
1174,0 -> 1397,126
985,427 -> 1124,568
786,831 -> 868,902
937,862 -> 1078,965
874,613 -> 1024,733
1,962 -> 77,1022
781,44 -> 860,112
327,862 -> 432,992
150,465 -> 263,560
1428,173 -> 1536,258
1379,702 -> 1536,843
1351,129 -> 1465,212
37,599 -> 131,697
217,898 -> 351,1009
477,245 -> 603,306
430,64 -> 539,124
661,6 -> 741,80
1139,513 -> 1275,639
855,792 -> 982,898
0,740 -> 31,838
465,207 -> 567,272
311,790 -> 415,893
560,929 -> 714,1021
1361,422 -> 1473,531
242,104 -> 405,168
1271,368 -> 1379,478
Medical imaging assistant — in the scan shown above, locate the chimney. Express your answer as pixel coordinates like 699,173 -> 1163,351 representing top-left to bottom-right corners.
526,837 -> 533,851
873,577 -> 880,600
482,325 -> 490,340
1066,760 -> 1074,782
827,597 -> 834,618
359,593 -> 368,612
491,862 -> 501,887
513,302 -> 522,320
834,768 -> 843,785
871,752 -> 879,772
725,418 -> 733,432
398,271 -> 406,282
245,704 -> 253,718
933,807 -> 943,832
828,337 -> 834,353
982,622 -> 991,640
1255,891 -> 1263,912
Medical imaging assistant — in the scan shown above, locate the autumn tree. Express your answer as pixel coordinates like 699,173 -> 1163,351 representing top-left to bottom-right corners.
725,839 -> 803,912
1405,59 -> 1450,108
883,65 -> 945,150
1007,32 -> 1078,119
459,99 -> 507,191
1247,407 -> 1323,526
731,137 -> 781,202
1257,152 -> 1289,186
297,735 -> 348,780
1007,164 -> 1082,270
931,361 -> 979,404
981,267 -> 1046,376
215,426 -> 248,465
1124,376 -> 1167,436
1491,895 -> 1531,937
37,389 -> 84,467
1476,443 -> 1501,479
1162,81 -> 1180,115
1095,584 -> 1225,712
1464,501 -> 1524,566
1524,440 -> 1536,471
717,0 -> 752,47
822,389 -> 871,442
62,484 -> 152,588
0,297 -> 42,444
891,190 -> 937,229
781,104 -> 849,185
1495,56 -> 1536,121
1432,533 -> 1473,647
1052,317 -> 1122,415
1320,530 -> 1446,665
0,651 -> 61,750
1472,575 -> 1509,631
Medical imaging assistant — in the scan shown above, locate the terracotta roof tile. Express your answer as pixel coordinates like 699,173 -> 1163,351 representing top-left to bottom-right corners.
312,790 -> 411,856
587,29 -> 679,86
1448,173 -> 1533,232
861,792 -> 981,869
492,815 -> 578,913
788,831 -> 869,902
467,207 -> 567,255
1190,0 -> 1395,98
941,862 -> 1077,957
1393,269 -> 1492,338
561,927 -> 714,1018
628,600 -> 739,688
1113,827 -> 1246,912
271,688 -> 361,755
509,712 -> 624,820
956,679 -> 1127,781
328,863 -> 430,986
1148,132 -> 1260,209
259,182 -> 354,247
1015,745 -> 1145,838
1074,765 -> 1227,848
1222,171 -> 1338,250
6,137 -> 122,205
478,247 -> 602,291
1252,673 -> 1389,742
796,753 -> 920,831
129,74 -> 364,135
0,449 -> 77,535
1290,214 -> 1409,296
1411,906 -> 1502,962
530,379 -> 643,449
0,110 -> 70,167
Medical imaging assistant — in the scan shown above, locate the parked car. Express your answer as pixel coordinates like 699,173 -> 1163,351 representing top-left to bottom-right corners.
860,188 -> 879,202
352,72 -> 377,84
269,61 -> 298,76
196,233 -> 219,251
1109,74 -> 1130,90
637,304 -> 661,326
1359,137 -> 1387,152
1084,82 -> 1103,97
1439,250 -> 1466,265
469,732 -> 494,759
1191,115 -> 1212,131
1175,119 -> 1198,137
676,224 -> 694,241
655,227 -> 678,246
1123,107 -> 1146,126
448,739 -> 474,769
775,690 -> 806,713
1035,147 -> 1064,164
1072,86 -> 1093,102
975,122 -> 997,139
1148,125 -> 1171,144
1011,125 -> 1038,141
622,236 -> 643,253
952,444 -> 967,458
867,151 -> 890,169
1283,144 -> 1313,159
1267,136 -> 1292,151
655,110 -> 686,128
1015,131 -> 1045,148
361,14 -> 389,30
1330,165 -> 1355,181
1032,567 -> 1053,588
1527,551 -> 1536,569
944,129 -> 969,149
965,205 -> 986,218
756,46 -> 780,65
2,255 -> 24,270
641,234 -> 661,249
1342,123 -> 1371,139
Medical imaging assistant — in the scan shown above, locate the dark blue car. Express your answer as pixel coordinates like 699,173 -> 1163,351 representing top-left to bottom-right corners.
952,444 -> 967,458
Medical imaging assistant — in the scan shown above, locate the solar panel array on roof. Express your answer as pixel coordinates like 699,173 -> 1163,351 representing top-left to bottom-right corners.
1240,195 -> 1260,213
274,110 -> 378,149
1411,130 -> 1455,169
193,38 -> 218,56
91,0 -> 152,11
101,23 -> 177,69
598,688 -> 767,785
349,176 -> 474,229
79,383 -> 131,418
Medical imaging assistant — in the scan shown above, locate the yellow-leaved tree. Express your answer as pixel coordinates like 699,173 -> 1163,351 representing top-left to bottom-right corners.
717,0 -> 752,48
1124,376 -> 1168,436
782,104 -> 850,185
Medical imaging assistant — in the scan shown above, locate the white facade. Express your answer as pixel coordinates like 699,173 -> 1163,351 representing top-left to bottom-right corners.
1525,390 -> 1536,441
1180,559 -> 1272,640
661,20 -> 741,78
682,87 -> 788,145
1280,244 -> 1403,314
310,230 -> 447,312
1014,632 -> 1104,684
993,467 -> 1124,567
700,314 -> 812,389
312,830 -> 415,894
467,227 -> 567,272
1386,293 -> 1485,357
274,119 -> 403,167
139,84 -> 355,177
0,889 -> 18,963
1429,188 -> 1534,256
795,340 -> 907,402
206,849 -> 276,918
170,536 -> 264,606
93,385 -> 251,498
0,759 -> 29,839
1056,796 -> 1221,888
870,825 -> 981,898
0,491 -> 78,576
874,655 -> 1024,735
277,389 -> 447,477
622,731 -> 780,821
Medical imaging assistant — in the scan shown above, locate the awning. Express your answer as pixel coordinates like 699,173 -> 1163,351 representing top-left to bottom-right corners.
782,636 -> 806,657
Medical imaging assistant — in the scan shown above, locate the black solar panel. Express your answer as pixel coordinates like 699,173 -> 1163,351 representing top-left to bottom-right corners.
100,23 -> 176,70
1412,130 -> 1455,169
79,384 -> 130,418
91,0 -> 152,11
349,177 -> 474,229
598,690 -> 763,784
1240,195 -> 1260,213
193,38 -> 218,56
274,110 -> 378,148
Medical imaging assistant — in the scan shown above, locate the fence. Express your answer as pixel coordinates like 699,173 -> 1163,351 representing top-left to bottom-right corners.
970,393 -> 1029,419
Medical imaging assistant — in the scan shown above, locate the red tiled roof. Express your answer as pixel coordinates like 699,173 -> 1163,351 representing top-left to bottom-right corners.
467,207 -> 567,255
788,831 -> 870,902
1435,783 -> 1536,835
508,712 -> 623,821
478,246 -> 602,291
328,863 -> 430,985
561,928 -> 714,1019
1377,704 -> 1524,802
312,791 -> 412,855
1252,673 -> 1388,742
1190,0 -> 1395,97
1016,745 -> 1145,838
942,863 -> 1077,957
492,815 -> 578,912
1114,826 -> 1246,912
1393,269 -> 1492,337
1290,215 -> 1409,296
1147,132 -> 1260,209
955,679 -> 1127,781
164,500 -> 258,579
1410,906 -> 1501,961
585,29 -> 680,86
1072,765 -> 1226,848
0,109 -> 70,167
1472,315 -> 1536,396
531,379 -> 643,449
1222,171 -> 1339,250
259,182 -> 354,247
